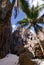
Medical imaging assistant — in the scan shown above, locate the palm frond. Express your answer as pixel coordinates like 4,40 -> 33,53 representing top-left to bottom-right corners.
20,0 -> 31,18
37,16 -> 44,23
17,18 -> 28,24
32,5 -> 39,18
27,24 -> 32,29
31,6 -> 39,19
21,23 -> 28,27
36,24 -> 44,32
31,4 -> 44,19
35,4 -> 44,11
33,24 -> 40,34
17,18 -> 29,27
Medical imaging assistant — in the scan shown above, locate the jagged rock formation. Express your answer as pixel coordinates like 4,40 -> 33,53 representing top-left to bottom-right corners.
11,27 -> 43,58
10,27 -> 25,55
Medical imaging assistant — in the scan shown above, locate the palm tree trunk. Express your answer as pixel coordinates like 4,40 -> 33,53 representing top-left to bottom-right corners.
34,27 -> 44,56
36,35 -> 44,56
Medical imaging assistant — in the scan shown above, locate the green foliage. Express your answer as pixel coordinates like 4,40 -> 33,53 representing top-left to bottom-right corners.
20,0 -> 31,18
17,18 -> 29,27
18,0 -> 44,33
30,5 -> 39,19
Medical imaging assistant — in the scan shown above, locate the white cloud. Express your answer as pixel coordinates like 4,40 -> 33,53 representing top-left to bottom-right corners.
29,0 -> 44,7
12,25 -> 17,32
32,0 -> 44,7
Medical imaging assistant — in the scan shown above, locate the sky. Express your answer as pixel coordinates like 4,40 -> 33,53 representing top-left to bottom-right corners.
11,0 -> 44,32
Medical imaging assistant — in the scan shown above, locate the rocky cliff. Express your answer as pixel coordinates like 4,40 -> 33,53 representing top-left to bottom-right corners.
11,27 -> 44,58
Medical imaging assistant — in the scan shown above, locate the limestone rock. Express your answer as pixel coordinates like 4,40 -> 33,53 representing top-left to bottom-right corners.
19,53 -> 37,65
11,27 -> 44,58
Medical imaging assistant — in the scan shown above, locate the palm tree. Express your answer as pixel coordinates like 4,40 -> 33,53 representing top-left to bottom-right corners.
17,0 -> 44,56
